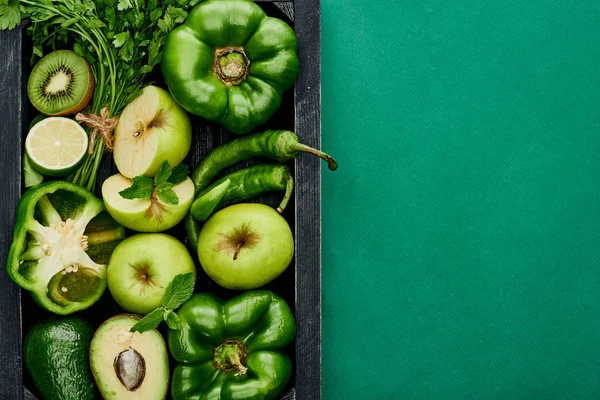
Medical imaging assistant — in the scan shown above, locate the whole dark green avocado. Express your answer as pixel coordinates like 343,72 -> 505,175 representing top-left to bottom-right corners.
24,317 -> 96,400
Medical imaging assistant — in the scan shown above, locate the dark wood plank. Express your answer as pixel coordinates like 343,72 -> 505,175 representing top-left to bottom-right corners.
274,2 -> 294,19
0,27 -> 25,400
293,0 -> 322,398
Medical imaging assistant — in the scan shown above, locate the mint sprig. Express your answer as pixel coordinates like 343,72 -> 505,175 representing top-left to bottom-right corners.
130,273 -> 195,333
119,161 -> 189,205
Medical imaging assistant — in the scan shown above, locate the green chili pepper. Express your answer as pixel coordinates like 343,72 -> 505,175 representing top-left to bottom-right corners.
192,130 -> 337,194
191,164 -> 293,222
185,130 -> 337,251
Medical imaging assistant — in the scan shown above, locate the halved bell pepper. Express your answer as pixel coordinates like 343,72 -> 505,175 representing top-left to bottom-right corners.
7,181 -> 126,315
169,291 -> 296,400
162,0 -> 299,134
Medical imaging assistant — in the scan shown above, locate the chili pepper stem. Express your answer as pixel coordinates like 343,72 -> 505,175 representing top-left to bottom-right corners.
292,143 -> 339,171
277,175 -> 295,214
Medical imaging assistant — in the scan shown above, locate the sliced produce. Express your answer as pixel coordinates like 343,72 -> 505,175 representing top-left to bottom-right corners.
25,117 -> 89,177
90,314 -> 169,400
186,130 -> 338,250
25,317 -> 96,400
102,163 -> 194,232
113,86 -> 192,178
169,291 -> 295,400
162,0 -> 299,134
191,164 -> 294,222
7,181 -> 126,314
27,50 -> 94,116
198,204 -> 294,290
107,234 -> 196,315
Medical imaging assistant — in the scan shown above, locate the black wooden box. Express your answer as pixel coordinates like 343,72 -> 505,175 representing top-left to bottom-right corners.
0,1 -> 322,399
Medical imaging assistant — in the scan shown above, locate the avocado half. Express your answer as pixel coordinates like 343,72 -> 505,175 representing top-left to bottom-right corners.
89,314 -> 169,399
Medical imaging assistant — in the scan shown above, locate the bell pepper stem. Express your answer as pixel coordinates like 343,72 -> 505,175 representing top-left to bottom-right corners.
213,340 -> 248,375
228,352 -> 248,375
291,143 -> 339,171
277,174 -> 294,214
37,195 -> 62,226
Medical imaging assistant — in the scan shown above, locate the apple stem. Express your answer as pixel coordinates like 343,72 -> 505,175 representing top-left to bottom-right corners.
233,242 -> 244,261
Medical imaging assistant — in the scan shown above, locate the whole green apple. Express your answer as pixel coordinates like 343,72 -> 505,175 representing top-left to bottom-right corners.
198,203 -> 294,290
108,234 -> 196,314
102,173 -> 194,232
113,85 -> 192,178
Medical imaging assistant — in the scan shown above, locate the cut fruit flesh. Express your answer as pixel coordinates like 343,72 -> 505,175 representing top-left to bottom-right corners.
25,117 -> 88,177
27,50 -> 94,116
90,315 -> 169,400
113,86 -> 191,178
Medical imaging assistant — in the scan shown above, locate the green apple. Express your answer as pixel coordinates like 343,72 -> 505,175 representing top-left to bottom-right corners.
198,204 -> 294,290
102,173 -> 194,232
107,234 -> 196,314
113,85 -> 192,178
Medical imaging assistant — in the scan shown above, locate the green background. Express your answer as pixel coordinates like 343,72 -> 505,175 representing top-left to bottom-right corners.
321,1 -> 600,399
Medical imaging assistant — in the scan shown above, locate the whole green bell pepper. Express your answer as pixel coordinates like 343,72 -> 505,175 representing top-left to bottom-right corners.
7,181 -> 126,315
169,291 -> 296,400
162,0 -> 299,134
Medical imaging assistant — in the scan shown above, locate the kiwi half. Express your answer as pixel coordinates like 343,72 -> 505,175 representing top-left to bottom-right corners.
27,50 -> 95,116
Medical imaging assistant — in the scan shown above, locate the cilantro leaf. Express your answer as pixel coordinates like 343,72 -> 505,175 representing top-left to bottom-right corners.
0,2 -> 21,30
112,31 -> 129,48
119,175 -> 154,200
168,163 -> 189,185
130,308 -> 164,333
164,309 -> 182,330
117,0 -> 133,11
154,161 -> 172,185
162,273 -> 195,309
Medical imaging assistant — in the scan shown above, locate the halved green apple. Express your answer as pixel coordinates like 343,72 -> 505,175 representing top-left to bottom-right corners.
102,173 -> 194,232
113,85 -> 192,178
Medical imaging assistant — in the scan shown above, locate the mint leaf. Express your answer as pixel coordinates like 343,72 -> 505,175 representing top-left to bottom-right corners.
162,273 -> 195,309
119,175 -> 154,200
130,308 -> 164,333
168,164 -> 188,185
164,309 -> 181,330
154,161 -> 172,185
156,182 -> 179,205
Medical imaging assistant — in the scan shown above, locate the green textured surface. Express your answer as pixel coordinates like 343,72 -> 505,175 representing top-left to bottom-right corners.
321,1 -> 600,399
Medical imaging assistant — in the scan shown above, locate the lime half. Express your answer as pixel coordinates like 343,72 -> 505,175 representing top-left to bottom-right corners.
25,117 -> 88,177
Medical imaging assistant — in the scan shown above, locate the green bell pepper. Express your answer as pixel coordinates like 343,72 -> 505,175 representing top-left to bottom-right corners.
7,181 -> 126,315
162,0 -> 299,134
169,291 -> 296,400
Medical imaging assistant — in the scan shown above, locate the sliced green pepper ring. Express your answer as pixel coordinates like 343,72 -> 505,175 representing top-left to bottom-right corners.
7,181 -> 126,315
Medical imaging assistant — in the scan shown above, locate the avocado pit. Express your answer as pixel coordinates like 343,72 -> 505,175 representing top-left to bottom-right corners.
114,347 -> 146,391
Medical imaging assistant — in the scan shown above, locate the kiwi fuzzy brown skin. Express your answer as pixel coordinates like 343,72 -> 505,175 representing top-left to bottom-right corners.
28,50 -> 95,116
90,314 -> 169,400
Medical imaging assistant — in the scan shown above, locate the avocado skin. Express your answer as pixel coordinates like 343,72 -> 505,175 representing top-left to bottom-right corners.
24,317 -> 97,400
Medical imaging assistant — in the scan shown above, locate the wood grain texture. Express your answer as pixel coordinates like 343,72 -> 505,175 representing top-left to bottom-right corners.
0,28 -> 25,400
293,0 -> 322,398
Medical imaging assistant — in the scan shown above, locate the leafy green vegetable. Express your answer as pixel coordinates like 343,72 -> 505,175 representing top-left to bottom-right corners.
0,0 -> 201,191
23,153 -> 43,188
119,175 -> 154,199
129,273 -> 195,333
168,164 -> 189,185
119,161 -> 186,204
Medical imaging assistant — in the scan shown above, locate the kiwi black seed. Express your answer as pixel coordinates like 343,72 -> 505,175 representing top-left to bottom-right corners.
27,50 -> 95,116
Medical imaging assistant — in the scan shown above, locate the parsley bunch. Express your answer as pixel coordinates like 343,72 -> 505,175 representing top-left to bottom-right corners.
0,0 -> 199,191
